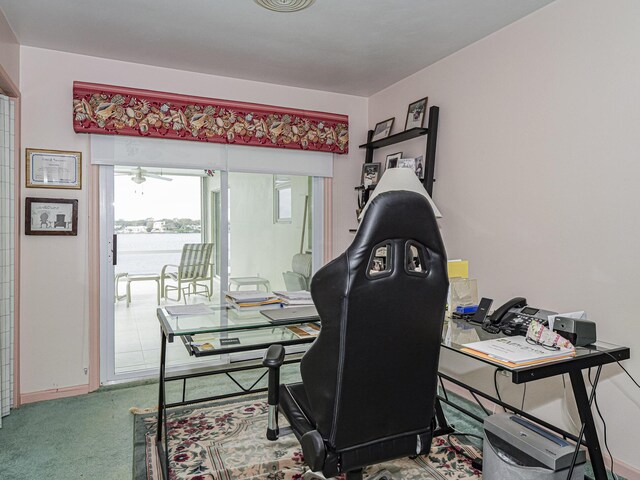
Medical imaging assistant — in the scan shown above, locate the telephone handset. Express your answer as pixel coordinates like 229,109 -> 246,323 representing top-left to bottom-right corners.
484,297 -> 557,336
488,297 -> 527,325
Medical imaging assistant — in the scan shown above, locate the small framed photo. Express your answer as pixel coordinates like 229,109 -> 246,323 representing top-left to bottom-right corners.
405,97 -> 428,130
26,148 -> 82,189
398,158 -> 416,170
385,152 -> 402,170
25,197 -> 78,236
371,118 -> 395,142
414,155 -> 425,180
361,162 -> 381,187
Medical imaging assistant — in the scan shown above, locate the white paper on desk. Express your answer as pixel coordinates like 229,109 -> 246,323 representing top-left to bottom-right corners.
463,336 -> 574,363
548,311 -> 587,330
165,304 -> 213,316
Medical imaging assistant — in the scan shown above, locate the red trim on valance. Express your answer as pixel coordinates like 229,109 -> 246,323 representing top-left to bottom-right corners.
72,82 -> 349,154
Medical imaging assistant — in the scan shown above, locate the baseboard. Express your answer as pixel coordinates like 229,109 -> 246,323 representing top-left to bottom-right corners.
439,378 -> 640,479
603,456 -> 640,480
20,384 -> 90,404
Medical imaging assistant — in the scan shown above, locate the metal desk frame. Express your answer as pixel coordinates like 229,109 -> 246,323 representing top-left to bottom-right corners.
436,319 -> 631,480
155,306 -> 317,479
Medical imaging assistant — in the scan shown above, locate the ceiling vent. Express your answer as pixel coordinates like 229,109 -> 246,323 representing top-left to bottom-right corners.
254,0 -> 316,13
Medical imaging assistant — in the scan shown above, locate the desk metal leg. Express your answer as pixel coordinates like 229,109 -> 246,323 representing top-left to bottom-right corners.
569,369 -> 607,480
432,397 -> 455,437
156,330 -> 169,479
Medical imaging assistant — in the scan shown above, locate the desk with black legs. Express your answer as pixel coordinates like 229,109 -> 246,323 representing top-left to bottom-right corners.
437,318 -> 630,480
154,307 -> 630,480
154,305 -> 319,480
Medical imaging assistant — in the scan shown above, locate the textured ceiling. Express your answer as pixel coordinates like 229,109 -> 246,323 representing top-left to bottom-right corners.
0,0 -> 554,96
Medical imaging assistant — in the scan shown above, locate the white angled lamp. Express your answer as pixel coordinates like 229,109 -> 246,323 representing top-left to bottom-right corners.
358,167 -> 442,221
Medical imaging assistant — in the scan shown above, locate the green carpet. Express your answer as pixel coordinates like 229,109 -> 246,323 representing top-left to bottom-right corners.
0,365 -> 300,480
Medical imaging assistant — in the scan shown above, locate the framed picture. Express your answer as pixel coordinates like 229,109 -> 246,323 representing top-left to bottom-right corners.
398,158 -> 416,170
385,152 -> 402,170
371,118 -> 394,142
414,155 -> 425,180
26,148 -> 82,189
404,97 -> 428,130
361,162 -> 381,187
25,197 -> 78,236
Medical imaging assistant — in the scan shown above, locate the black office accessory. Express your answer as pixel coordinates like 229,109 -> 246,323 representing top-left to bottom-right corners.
470,297 -> 493,324
484,297 -> 557,336
553,317 -> 597,347
262,190 -> 448,480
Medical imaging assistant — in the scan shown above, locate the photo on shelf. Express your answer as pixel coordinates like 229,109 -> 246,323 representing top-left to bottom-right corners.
385,152 -> 402,170
361,162 -> 381,187
414,155 -> 425,179
405,97 -> 428,130
397,158 -> 416,170
371,117 -> 394,142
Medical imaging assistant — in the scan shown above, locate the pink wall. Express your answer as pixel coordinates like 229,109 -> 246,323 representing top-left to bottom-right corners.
19,46 -> 367,396
0,9 -> 19,92
369,0 -> 640,474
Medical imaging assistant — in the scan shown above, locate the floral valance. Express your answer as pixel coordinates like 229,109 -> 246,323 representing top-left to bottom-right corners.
73,82 -> 349,154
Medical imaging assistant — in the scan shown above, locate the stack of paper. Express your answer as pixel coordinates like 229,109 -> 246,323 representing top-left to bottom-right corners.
272,290 -> 314,305
462,336 -> 575,368
224,291 -> 284,311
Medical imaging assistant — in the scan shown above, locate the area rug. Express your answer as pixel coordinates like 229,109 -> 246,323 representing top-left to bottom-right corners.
133,395 -> 482,480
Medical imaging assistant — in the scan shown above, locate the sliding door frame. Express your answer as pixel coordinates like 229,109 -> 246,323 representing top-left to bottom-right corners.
98,167 -> 327,385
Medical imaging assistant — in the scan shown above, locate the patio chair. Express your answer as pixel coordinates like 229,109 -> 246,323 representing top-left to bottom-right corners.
161,243 -> 214,303
282,253 -> 312,291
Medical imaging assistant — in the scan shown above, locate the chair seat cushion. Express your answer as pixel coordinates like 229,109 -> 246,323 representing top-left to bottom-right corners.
280,383 -> 316,441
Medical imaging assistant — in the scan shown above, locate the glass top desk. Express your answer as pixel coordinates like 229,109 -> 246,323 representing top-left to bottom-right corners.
155,304 -> 319,479
439,317 -> 630,480
154,308 -> 630,480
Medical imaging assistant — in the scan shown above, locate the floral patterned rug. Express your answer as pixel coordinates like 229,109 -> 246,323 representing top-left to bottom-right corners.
133,395 -> 482,480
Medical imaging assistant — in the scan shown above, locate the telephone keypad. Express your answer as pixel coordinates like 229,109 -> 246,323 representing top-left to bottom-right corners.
503,314 -> 548,336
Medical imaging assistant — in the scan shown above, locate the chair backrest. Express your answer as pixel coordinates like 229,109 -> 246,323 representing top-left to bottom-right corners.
283,253 -> 313,290
300,191 -> 448,451
178,243 -> 214,280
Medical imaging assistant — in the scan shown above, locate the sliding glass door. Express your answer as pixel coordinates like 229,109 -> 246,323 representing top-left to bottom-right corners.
100,162 -> 325,384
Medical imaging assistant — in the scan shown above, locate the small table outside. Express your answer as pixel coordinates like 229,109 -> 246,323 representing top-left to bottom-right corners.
116,273 -> 161,307
228,276 -> 271,292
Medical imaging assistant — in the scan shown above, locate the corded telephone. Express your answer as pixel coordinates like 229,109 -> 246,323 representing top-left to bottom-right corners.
483,297 -> 558,336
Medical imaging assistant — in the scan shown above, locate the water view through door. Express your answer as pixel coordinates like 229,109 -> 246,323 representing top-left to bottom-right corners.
112,167 -> 215,376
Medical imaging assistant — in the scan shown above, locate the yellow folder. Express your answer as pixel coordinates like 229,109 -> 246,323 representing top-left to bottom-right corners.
447,260 -> 469,279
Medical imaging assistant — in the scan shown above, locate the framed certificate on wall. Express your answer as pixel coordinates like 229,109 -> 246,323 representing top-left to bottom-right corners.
26,148 -> 82,189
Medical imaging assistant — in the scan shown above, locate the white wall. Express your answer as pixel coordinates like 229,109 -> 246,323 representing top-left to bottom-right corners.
369,0 -> 640,471
0,9 -> 19,91
19,46 -> 367,395
229,173 -> 309,292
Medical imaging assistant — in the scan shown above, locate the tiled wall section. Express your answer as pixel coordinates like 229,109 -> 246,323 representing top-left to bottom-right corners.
0,94 -> 15,426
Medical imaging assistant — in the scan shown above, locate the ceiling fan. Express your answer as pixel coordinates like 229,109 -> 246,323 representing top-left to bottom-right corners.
115,167 -> 173,184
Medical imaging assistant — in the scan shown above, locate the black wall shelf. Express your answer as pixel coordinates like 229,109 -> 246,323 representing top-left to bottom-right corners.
358,127 -> 428,150
359,105 -> 439,198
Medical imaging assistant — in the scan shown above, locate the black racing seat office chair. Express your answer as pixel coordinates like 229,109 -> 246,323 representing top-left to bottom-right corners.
263,190 -> 449,479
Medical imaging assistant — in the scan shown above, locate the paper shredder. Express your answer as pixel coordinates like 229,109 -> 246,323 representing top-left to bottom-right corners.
483,413 -> 586,480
